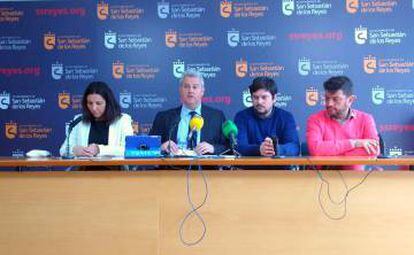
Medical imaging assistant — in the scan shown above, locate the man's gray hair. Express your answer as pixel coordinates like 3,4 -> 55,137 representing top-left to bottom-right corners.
179,69 -> 205,88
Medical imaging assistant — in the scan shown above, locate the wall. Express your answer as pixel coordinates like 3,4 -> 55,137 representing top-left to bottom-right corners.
1,0 -> 413,156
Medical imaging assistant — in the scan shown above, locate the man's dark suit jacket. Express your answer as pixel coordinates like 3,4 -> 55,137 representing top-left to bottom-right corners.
149,104 -> 227,154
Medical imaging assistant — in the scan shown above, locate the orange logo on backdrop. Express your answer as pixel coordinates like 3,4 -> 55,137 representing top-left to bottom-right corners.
235,59 -> 248,78
306,88 -> 319,106
363,55 -> 377,74
97,2 -> 109,20
112,61 -> 124,79
44,32 -> 56,50
220,1 -> 232,18
346,0 -> 359,14
5,122 -> 17,139
58,92 -> 71,109
165,30 -> 178,48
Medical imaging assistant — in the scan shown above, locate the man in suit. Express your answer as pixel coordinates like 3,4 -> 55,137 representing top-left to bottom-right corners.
149,70 -> 227,155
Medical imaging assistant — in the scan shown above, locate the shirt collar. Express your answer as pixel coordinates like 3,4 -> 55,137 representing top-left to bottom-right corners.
326,108 -> 356,124
181,104 -> 201,118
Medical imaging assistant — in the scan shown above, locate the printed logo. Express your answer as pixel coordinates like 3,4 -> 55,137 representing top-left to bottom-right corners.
282,0 -> 295,16
51,63 -> 64,80
164,30 -> 213,48
242,89 -> 252,107
158,1 -> 204,19
221,0 -> 269,18
97,1 -> 109,20
165,30 -> 178,48
371,86 -> 385,105
236,59 -> 248,78
220,1 -> 232,18
43,32 -> 56,50
104,31 -> 117,49
173,60 -> 185,78
0,36 -> 31,51
283,0 -> 331,16
44,32 -> 90,51
58,92 -> 71,109
119,91 -> 167,109
298,57 -> 347,76
227,30 -> 240,47
120,91 -> 132,109
363,55 -> 377,74
112,61 -> 124,79
298,57 -> 311,76
306,87 -> 319,106
354,25 -> 407,46
354,25 -> 368,44
157,1 -> 170,19
98,1 -> 143,20
51,62 -> 97,80
346,0 -> 359,14
11,149 -> 25,157
0,7 -> 23,23
226,29 -> 276,48
347,0 -> 398,14
0,91 -> 11,109
5,122 -> 17,139
4,121 -> 52,139
104,31 -> 151,50
389,146 -> 403,156
289,32 -> 343,42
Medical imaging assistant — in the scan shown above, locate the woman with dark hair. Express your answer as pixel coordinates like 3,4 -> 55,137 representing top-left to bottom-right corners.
60,81 -> 133,157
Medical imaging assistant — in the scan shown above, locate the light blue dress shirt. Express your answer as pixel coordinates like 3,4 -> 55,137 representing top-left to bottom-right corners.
177,105 -> 202,149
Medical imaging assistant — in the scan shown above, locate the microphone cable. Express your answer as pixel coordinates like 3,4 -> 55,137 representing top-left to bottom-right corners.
179,157 -> 209,246
315,168 -> 375,220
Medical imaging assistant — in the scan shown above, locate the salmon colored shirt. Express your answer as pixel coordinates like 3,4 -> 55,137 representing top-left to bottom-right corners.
306,109 -> 379,170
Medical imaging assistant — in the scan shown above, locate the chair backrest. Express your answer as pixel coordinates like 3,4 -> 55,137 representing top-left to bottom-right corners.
300,142 -> 309,156
378,133 -> 385,155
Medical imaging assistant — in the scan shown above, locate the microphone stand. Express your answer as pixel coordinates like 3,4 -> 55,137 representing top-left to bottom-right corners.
62,116 -> 83,159
220,134 -> 241,158
62,124 -> 75,159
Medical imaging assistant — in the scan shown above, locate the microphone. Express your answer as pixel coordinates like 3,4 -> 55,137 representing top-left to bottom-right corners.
187,115 -> 204,142
68,115 -> 83,132
271,135 -> 279,156
222,120 -> 238,150
62,115 -> 83,159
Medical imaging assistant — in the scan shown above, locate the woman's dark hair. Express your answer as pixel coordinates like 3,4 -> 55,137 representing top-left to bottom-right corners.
249,76 -> 278,97
82,81 -> 121,124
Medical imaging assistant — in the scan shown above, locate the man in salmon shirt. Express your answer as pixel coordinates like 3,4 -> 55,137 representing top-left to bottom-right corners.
306,76 -> 380,170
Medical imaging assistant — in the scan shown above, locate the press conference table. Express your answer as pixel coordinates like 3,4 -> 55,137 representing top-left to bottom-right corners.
0,155 -> 413,168
1,157 -> 414,255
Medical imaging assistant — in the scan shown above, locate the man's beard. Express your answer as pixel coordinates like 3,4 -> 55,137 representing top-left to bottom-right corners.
328,107 -> 348,120
254,105 -> 273,118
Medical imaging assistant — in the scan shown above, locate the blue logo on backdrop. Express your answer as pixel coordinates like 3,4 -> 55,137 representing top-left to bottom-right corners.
157,1 -> 170,19
173,60 -> 185,78
52,63 -> 64,80
0,91 -> 11,110
227,30 -> 240,47
355,26 -> 368,45
120,91 -> 132,109
282,0 -> 295,16
104,31 -> 117,49
372,86 -> 385,105
298,57 -> 311,76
